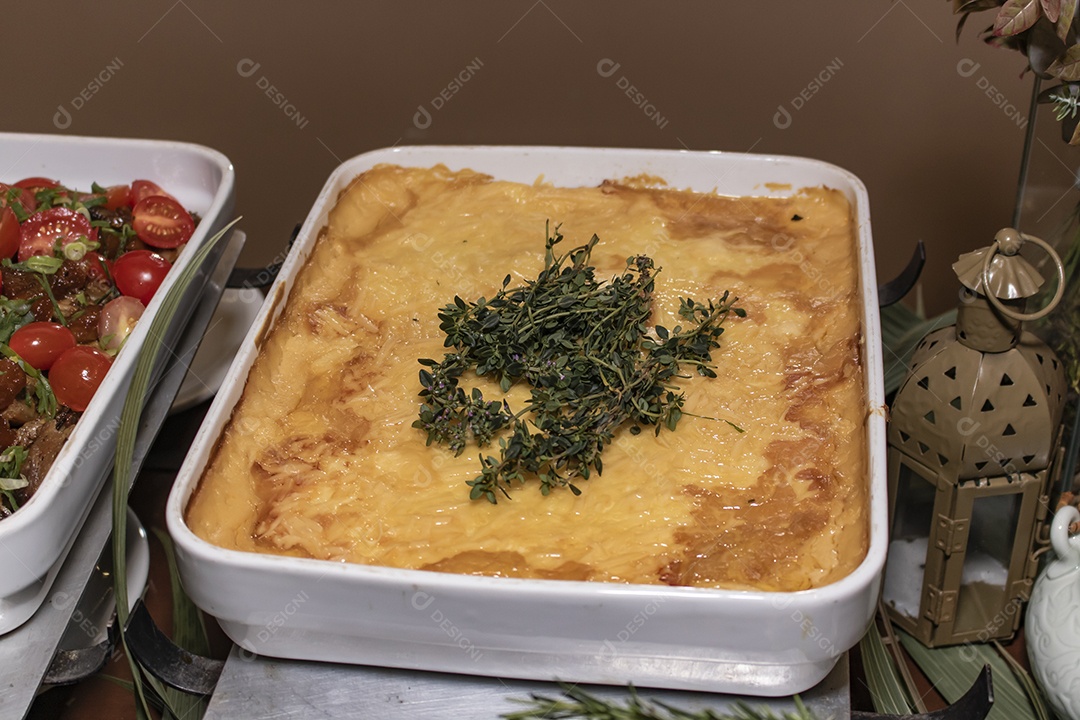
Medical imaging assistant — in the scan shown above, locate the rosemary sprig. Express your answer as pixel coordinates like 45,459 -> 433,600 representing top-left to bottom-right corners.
502,683 -> 818,720
413,224 -> 744,503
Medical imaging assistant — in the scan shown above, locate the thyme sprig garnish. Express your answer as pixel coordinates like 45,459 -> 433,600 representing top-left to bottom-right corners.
413,224 -> 744,504
502,683 -> 818,720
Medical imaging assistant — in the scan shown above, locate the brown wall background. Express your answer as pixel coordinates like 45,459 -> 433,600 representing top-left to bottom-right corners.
3,1 -> 1068,316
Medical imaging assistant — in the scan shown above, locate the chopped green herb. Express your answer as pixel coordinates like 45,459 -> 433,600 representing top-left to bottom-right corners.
0,446 -> 28,514
1,345 -> 58,418
0,298 -> 34,345
4,255 -> 64,275
34,274 -> 66,326
2,256 -> 70,324
0,446 -> 28,484
4,187 -> 31,222
413,224 -> 744,503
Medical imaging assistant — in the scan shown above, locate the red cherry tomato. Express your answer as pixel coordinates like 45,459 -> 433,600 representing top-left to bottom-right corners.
14,177 -> 60,192
8,322 -> 77,371
112,250 -> 171,305
132,195 -> 194,249
98,296 -> 145,352
102,184 -> 132,211
0,183 -> 36,215
131,180 -> 176,204
0,206 -> 20,259
49,346 -> 112,412
18,207 -> 98,262
82,252 -> 110,281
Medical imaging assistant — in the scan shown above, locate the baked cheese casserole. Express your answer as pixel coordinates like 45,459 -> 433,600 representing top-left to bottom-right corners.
186,164 -> 868,591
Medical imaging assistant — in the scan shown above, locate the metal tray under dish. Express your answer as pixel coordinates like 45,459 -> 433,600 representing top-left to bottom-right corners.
167,145 -> 887,697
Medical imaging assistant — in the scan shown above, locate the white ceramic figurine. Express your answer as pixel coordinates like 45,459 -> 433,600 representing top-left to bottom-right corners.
1026,504 -> 1080,720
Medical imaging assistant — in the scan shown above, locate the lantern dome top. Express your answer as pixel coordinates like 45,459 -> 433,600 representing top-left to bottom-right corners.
952,228 -> 1045,301
888,327 -> 1067,481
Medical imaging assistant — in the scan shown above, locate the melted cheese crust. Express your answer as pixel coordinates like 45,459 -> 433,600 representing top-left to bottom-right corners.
186,164 -> 868,591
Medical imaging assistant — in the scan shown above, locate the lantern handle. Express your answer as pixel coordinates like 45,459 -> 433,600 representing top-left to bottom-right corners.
981,233 -> 1065,322
1050,505 -> 1080,564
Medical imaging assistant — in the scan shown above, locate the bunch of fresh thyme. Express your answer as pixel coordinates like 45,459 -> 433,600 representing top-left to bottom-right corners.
413,224 -> 744,503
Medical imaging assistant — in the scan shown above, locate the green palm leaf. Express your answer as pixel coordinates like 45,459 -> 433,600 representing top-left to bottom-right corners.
112,218 -> 239,719
858,624 -> 916,715
897,629 -> 1048,720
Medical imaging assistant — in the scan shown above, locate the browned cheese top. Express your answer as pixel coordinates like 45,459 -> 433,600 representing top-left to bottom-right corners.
186,164 -> 869,591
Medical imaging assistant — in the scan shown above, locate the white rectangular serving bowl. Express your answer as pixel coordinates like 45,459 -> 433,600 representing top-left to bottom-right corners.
0,132 -> 235,632
167,146 -> 886,696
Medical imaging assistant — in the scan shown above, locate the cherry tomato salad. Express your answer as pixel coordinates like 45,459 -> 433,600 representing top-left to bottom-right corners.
0,177 -> 197,515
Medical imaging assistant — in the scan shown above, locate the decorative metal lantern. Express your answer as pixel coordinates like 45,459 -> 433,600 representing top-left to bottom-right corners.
882,229 -> 1068,647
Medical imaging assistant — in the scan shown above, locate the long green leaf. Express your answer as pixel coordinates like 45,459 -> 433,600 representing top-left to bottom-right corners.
859,625 -> 916,715
112,218 -> 240,719
153,527 -> 210,719
897,630 -> 1039,720
992,641 -> 1051,720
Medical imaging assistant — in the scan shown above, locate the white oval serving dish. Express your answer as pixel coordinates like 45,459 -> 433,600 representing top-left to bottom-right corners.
166,145 -> 886,696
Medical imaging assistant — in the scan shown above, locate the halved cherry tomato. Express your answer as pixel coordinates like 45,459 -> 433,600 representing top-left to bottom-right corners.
18,207 -> 98,262
8,322 -> 77,371
49,346 -> 112,412
132,195 -> 194,249
0,207 -> 20,259
0,183 -> 36,215
112,250 -> 171,305
102,184 -> 132,211
98,296 -> 145,352
131,180 -> 175,204
14,177 -> 59,191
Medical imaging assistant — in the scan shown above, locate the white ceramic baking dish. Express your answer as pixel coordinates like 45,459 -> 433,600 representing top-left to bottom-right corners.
0,132 -> 235,633
167,146 -> 886,696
